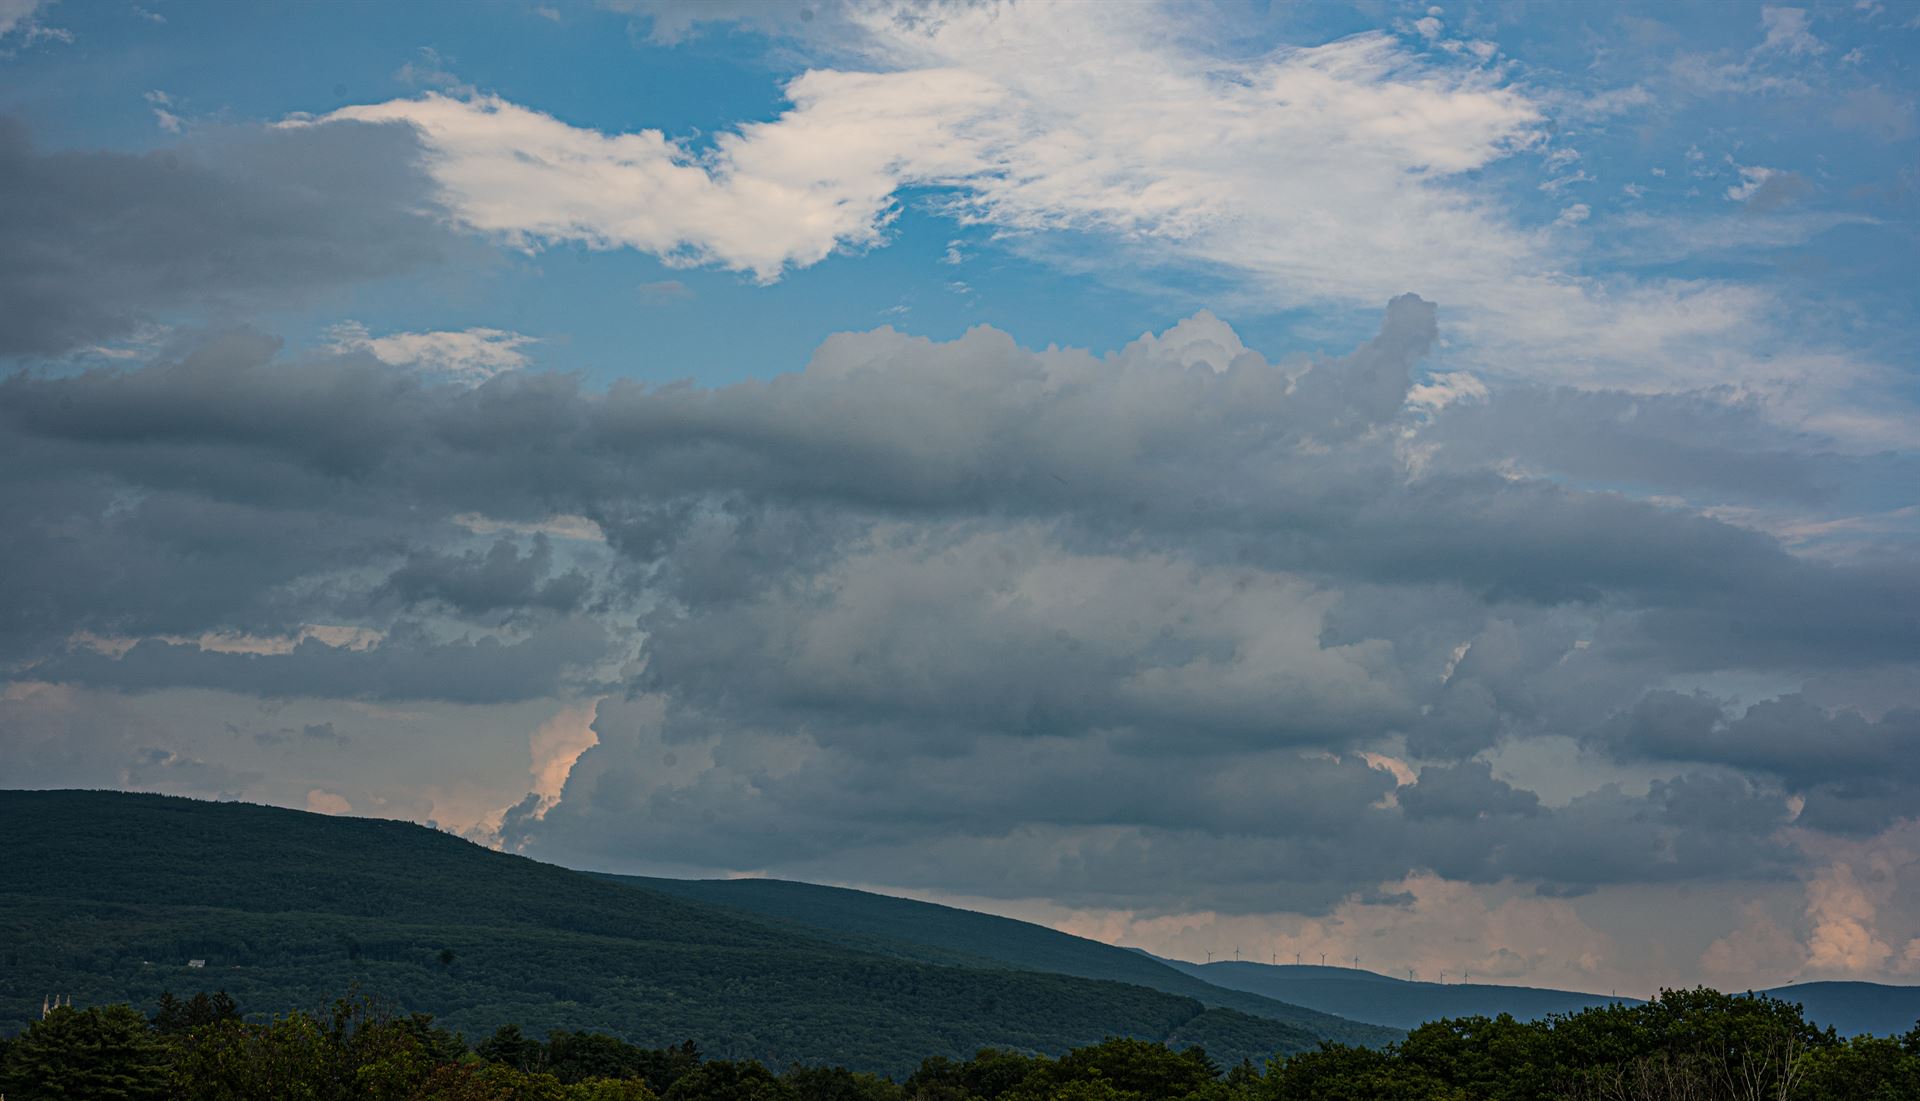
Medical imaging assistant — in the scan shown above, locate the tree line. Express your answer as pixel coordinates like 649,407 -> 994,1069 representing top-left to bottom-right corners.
3,986 -> 1917,1101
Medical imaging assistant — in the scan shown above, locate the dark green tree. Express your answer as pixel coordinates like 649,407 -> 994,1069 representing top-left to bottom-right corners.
547,1031 -> 649,1084
1,1004 -> 170,1101
781,1064 -> 905,1101
1049,1037 -> 1216,1098
663,1059 -> 796,1101
1799,1034 -> 1920,1101
906,1049 -> 1046,1101
569,1078 -> 662,1101
479,1025 -> 547,1073
632,1040 -> 703,1095
167,1013 -> 337,1101
151,989 -> 242,1035
1265,1042 -> 1447,1101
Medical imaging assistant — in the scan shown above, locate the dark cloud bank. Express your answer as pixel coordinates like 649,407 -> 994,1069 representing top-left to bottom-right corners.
0,116 -> 460,358
2,116 -> 1917,918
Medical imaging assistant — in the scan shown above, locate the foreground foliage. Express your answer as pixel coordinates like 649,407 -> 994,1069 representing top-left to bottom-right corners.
3,987 -> 1917,1101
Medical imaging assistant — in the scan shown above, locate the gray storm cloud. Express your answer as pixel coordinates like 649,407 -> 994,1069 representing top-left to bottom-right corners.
0,117 -> 463,358
5,271 -> 1912,915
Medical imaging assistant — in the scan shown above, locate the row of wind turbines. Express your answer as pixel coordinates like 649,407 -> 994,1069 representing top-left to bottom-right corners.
1201,947 -> 1475,985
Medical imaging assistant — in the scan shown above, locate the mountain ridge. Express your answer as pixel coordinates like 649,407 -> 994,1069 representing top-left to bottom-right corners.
0,789 -> 1363,1074
603,873 -> 1397,1047
1154,955 -> 1920,1037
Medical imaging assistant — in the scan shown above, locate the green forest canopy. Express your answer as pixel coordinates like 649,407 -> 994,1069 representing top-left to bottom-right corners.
3,987 -> 1918,1101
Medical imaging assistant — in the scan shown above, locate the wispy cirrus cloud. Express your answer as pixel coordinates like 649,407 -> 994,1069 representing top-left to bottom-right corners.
0,0 -> 67,45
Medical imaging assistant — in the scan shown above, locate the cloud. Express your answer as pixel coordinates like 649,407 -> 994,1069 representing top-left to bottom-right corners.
1607,209 -> 1875,267
1033,872 -> 1622,989
1417,381 -> 1908,504
1724,164 -> 1813,211
1831,87 -> 1917,142
380,535 -> 590,616
1590,691 -> 1920,836
1804,863 -> 1894,974
1756,7 -> 1825,57
325,321 -> 536,383
527,684 -> 1797,913
0,0 -> 42,37
31,619 -> 609,704
289,2 -> 1911,442
394,46 -> 475,97
1700,902 -> 1808,987
530,700 -> 600,806
2,295 -> 1913,921
313,25 -> 1541,299
0,676 -> 569,841
1397,760 -> 1541,820
607,0 -> 835,46
306,788 -> 354,815
122,746 -> 262,799
0,116 -> 461,358
144,90 -> 183,133
631,525 -> 1413,753
636,279 -> 691,303
308,81 -> 1000,281
1554,203 -> 1590,226
1404,370 -> 1488,414
0,0 -> 65,44
248,720 -> 353,747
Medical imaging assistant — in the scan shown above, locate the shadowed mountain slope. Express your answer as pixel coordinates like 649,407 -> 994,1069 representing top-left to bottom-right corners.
0,789 -> 1367,1074
1163,958 -> 1635,1032
1760,981 -> 1920,1038
1164,957 -> 1920,1038
610,874 -> 1398,1049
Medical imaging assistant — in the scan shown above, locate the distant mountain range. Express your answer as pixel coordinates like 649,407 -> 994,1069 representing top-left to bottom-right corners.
1155,958 -> 1635,1032
1760,981 -> 1920,1039
1154,956 -> 1920,1039
608,873 -> 1392,1046
618,880 -> 1920,1039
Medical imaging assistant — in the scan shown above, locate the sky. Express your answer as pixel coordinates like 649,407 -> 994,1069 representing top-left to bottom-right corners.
1,0 -> 1918,997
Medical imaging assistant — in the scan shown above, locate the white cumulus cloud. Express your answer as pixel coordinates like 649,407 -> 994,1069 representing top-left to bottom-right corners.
326,321 -> 536,383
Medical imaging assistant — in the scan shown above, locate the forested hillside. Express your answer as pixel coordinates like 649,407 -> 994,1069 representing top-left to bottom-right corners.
611,876 -> 1395,1047
0,790 -> 1341,1073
